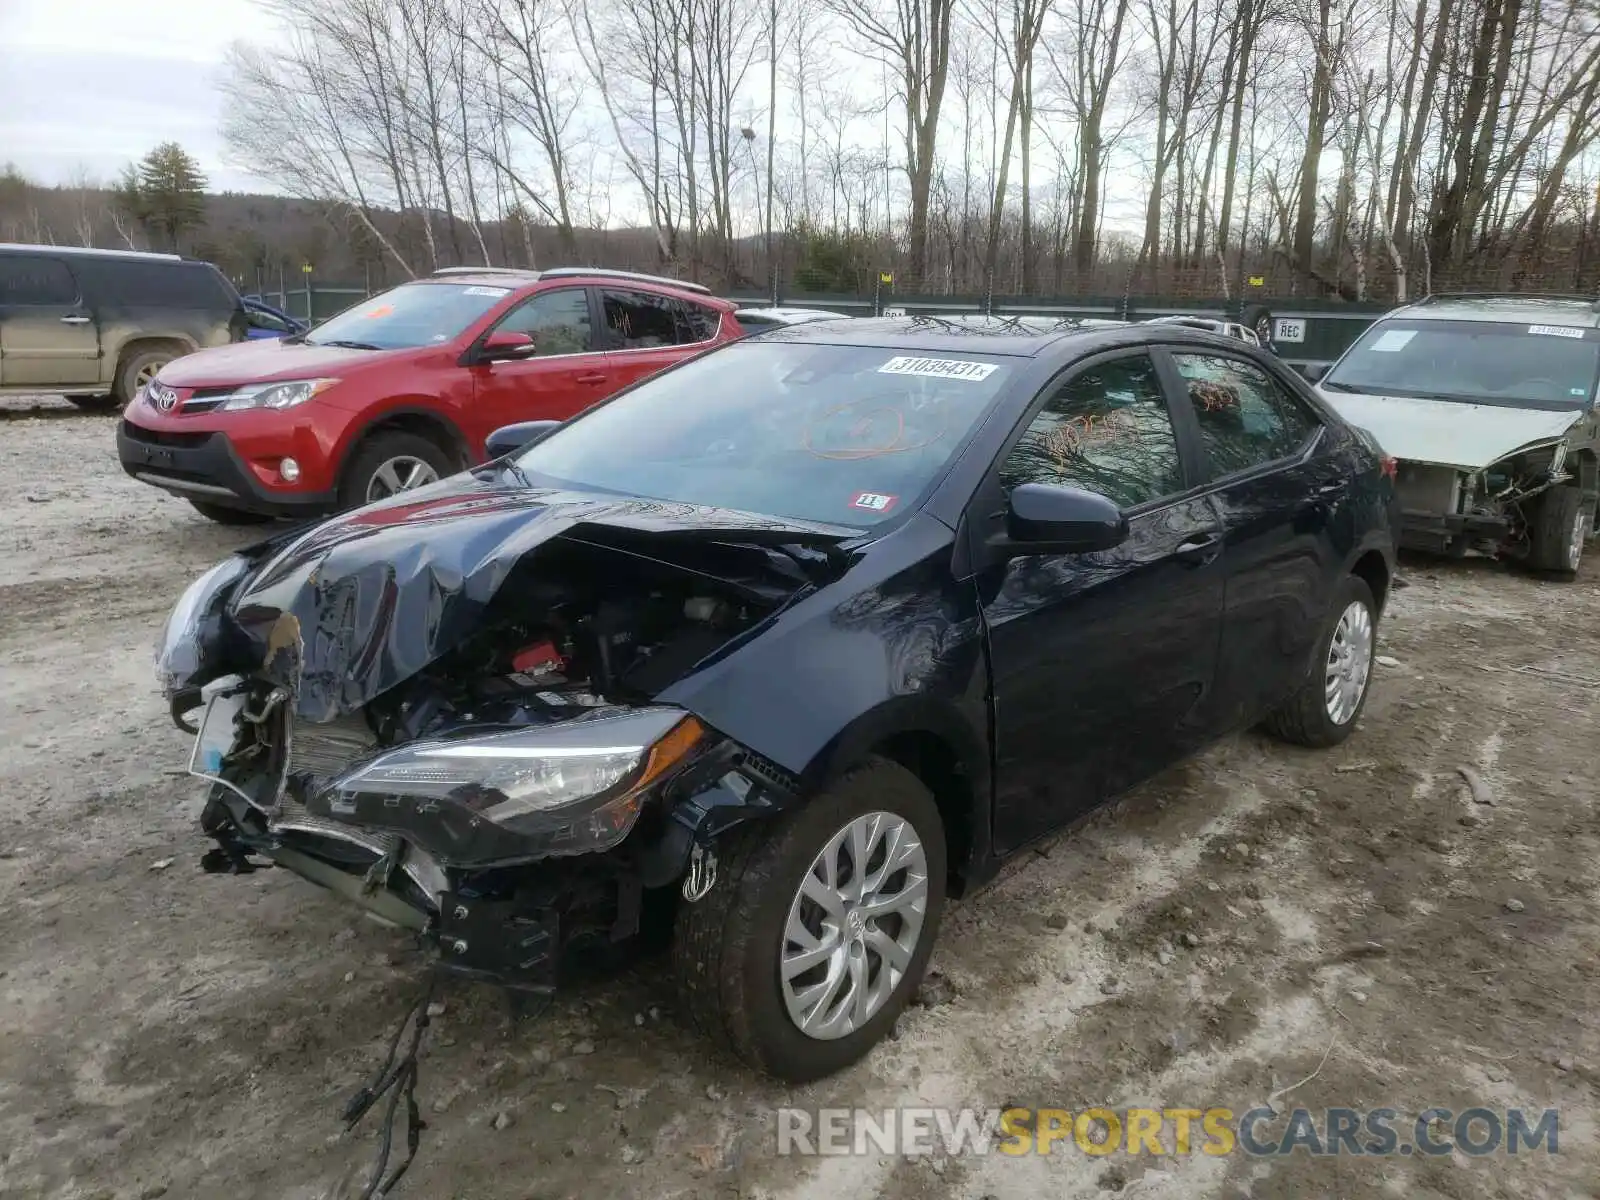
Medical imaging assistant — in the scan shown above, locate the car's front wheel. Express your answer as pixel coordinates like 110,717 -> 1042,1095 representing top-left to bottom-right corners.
337,431 -> 455,510
673,756 -> 947,1082
1263,575 -> 1378,748
1526,483 -> 1587,579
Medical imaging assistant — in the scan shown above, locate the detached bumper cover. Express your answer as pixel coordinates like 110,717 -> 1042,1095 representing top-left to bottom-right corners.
117,420 -> 333,514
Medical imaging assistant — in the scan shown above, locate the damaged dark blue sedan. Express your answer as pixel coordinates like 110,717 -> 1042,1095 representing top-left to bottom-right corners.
158,316 -> 1397,1083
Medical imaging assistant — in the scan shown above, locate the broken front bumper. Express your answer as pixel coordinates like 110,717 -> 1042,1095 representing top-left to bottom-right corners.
1393,462 -> 1509,554
186,682 -> 789,993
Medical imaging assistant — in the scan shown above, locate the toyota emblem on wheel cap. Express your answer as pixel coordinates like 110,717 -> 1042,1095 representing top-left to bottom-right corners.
149,384 -> 178,413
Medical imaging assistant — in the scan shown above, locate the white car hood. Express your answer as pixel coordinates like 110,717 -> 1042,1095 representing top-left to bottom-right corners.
1317,389 -> 1584,470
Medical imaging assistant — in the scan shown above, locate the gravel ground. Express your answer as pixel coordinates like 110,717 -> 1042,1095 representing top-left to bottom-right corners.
2,406 -> 1598,1200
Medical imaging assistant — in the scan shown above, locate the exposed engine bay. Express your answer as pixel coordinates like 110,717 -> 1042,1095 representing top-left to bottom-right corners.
168,516 -> 829,995
1394,441 -> 1595,565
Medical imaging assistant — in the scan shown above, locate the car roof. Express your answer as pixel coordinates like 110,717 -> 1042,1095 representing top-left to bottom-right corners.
734,307 -> 850,321
759,313 -> 1197,357
414,267 -> 730,307
0,242 -> 184,263
1390,294 -> 1600,328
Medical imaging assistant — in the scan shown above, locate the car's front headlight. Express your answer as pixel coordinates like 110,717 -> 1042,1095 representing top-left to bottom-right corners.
219,378 -> 340,411
318,707 -> 705,856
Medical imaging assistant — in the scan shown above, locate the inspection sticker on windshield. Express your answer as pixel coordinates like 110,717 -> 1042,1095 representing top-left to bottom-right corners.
851,491 -> 898,513
878,355 -> 998,382
463,286 -> 511,297
1529,324 -> 1585,338
1370,329 -> 1415,352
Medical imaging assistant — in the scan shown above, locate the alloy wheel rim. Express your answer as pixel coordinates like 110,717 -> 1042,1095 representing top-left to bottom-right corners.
780,811 -> 929,1040
1325,600 -> 1374,725
366,456 -> 440,502
136,362 -> 163,388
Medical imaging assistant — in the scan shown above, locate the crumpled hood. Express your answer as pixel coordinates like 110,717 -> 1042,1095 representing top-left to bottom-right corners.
1318,388 -> 1584,470
227,470 -> 857,722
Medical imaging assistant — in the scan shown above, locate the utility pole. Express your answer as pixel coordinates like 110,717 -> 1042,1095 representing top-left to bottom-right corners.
766,0 -> 778,305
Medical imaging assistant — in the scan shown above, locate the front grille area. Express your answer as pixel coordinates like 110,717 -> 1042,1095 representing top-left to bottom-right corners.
121,420 -> 211,449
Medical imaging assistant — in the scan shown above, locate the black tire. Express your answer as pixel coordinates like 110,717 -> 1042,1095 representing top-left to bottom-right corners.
337,431 -> 456,510
115,345 -> 180,404
673,756 -> 948,1082
188,500 -> 275,525
1525,484 -> 1587,578
1240,302 -> 1275,348
65,395 -> 119,412
1262,575 -> 1378,748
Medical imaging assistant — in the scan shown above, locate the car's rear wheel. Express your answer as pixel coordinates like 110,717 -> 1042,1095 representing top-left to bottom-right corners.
188,500 -> 275,525
1526,484 -> 1586,579
673,756 -> 946,1082
115,345 -> 179,404
1263,575 -> 1378,748
337,431 -> 454,510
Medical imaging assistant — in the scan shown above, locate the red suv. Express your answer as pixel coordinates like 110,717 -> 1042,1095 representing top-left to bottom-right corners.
117,268 -> 742,523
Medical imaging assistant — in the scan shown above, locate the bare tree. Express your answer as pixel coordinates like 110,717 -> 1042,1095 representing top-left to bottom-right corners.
824,0 -> 955,283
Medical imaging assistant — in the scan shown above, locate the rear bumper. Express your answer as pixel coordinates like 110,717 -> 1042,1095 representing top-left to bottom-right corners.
118,420 -> 334,515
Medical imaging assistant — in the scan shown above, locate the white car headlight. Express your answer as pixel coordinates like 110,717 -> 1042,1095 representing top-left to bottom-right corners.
319,707 -> 705,855
220,378 -> 340,411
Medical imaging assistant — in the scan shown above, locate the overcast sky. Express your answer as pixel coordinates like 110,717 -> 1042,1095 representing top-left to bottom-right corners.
0,0 -> 269,191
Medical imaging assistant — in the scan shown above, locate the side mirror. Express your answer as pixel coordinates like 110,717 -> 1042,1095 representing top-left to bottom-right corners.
479,330 -> 539,361
1301,362 -> 1329,382
1001,483 -> 1128,554
485,419 -> 560,460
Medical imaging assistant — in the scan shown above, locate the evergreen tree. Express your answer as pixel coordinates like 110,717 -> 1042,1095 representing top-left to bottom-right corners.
118,143 -> 209,252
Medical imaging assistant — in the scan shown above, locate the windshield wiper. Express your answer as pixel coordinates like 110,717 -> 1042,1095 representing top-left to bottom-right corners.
313,339 -> 385,351
1318,379 -> 1358,392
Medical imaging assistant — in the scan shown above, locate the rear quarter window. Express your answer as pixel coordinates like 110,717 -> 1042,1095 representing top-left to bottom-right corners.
76,259 -> 237,310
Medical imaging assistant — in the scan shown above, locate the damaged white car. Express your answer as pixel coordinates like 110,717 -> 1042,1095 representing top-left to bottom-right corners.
1315,295 -> 1600,578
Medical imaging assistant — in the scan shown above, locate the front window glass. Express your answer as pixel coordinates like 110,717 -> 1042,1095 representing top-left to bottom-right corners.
1172,353 -> 1319,476
1323,319 -> 1600,409
513,342 -> 1012,526
305,283 -> 511,350
1000,353 -> 1183,509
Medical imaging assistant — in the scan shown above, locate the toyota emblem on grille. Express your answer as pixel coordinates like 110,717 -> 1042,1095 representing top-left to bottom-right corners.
149,384 -> 178,413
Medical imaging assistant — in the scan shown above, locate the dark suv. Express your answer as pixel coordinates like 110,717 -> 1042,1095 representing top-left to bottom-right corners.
0,244 -> 245,409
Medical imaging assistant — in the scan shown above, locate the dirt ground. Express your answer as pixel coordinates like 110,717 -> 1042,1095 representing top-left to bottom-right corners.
2,400 -> 1597,1200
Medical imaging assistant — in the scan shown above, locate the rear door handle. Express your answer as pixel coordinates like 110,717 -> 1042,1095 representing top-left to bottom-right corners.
60,315 -> 90,325
1174,531 -> 1223,565
575,372 -> 608,385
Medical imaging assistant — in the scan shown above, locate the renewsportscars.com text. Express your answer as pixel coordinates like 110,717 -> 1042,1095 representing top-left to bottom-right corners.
776,1106 -> 1559,1158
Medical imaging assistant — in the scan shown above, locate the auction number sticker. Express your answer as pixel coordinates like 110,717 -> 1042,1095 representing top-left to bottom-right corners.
1529,324 -> 1584,338
878,355 -> 998,382
850,491 -> 898,512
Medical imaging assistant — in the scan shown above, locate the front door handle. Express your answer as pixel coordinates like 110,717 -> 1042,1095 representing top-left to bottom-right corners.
1174,531 -> 1223,565
575,372 -> 608,385
60,315 -> 91,325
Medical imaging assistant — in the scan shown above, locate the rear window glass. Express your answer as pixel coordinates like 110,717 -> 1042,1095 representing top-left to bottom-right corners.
0,255 -> 78,305
515,341 -> 1012,527
1323,319 -> 1600,410
305,283 -> 511,350
74,259 -> 236,309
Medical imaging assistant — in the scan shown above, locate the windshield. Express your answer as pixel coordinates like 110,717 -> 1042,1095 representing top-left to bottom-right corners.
305,282 -> 512,350
513,341 -> 1013,527
1323,319 -> 1600,410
